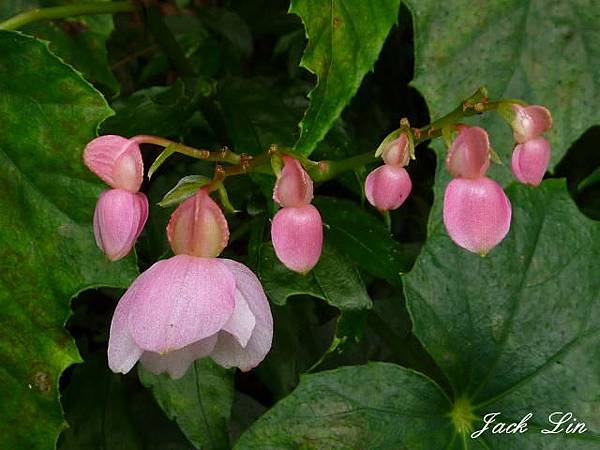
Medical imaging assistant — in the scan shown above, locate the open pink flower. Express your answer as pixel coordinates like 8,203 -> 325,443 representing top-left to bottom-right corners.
93,189 -> 148,261
271,156 -> 323,273
443,177 -> 511,255
108,189 -> 273,379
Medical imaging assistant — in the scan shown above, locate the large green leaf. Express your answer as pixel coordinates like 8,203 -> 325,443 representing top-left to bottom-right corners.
138,360 -> 234,450
235,363 -> 453,449
406,0 -> 600,178
0,0 -> 120,93
235,180 -> 600,448
0,31 -> 137,449
290,0 -> 402,155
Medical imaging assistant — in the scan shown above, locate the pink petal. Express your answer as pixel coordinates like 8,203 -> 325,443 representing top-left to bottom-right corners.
211,259 -> 273,371
84,135 -> 143,192
108,294 -> 143,374
446,126 -> 491,179
381,134 -> 410,167
271,205 -> 323,273
365,165 -> 412,211
443,177 -> 512,255
139,335 -> 218,379
511,138 -> 551,186
221,290 -> 256,347
272,156 -> 314,207
512,105 -> 553,143
126,255 -> 236,353
167,189 -> 229,257
93,189 -> 149,261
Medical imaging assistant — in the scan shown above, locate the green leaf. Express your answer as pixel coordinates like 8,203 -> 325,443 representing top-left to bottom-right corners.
236,180 -> 600,448
101,78 -> 213,138
59,356 -> 192,450
0,0 -> 120,93
314,196 -> 413,284
257,241 -> 372,311
217,77 -> 303,154
0,31 -> 137,449
235,363 -> 453,449
406,0 -> 600,179
139,359 -> 234,450
290,0 -> 402,155
157,175 -> 211,207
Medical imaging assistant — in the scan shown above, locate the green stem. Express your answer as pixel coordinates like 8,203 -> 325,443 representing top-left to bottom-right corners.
0,1 -> 134,30
132,135 -> 241,164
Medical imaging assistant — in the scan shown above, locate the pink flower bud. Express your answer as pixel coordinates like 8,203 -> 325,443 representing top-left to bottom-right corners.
271,204 -> 323,273
108,255 -> 273,378
167,189 -> 229,258
443,177 -> 511,255
512,104 -> 552,143
382,134 -> 410,167
84,135 -> 144,192
93,189 -> 148,261
272,156 -> 314,207
365,165 -> 412,211
446,126 -> 491,179
511,138 -> 551,186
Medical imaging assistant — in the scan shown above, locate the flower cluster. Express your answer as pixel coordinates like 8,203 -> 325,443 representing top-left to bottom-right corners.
363,103 -> 552,255
84,136 -> 275,379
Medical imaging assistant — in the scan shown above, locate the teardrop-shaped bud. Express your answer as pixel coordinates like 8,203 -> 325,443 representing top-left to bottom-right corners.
512,104 -> 552,143
84,135 -> 144,192
272,156 -> 314,208
443,177 -> 511,255
93,189 -> 149,261
167,189 -> 229,258
511,138 -> 551,186
271,205 -> 323,273
446,126 -> 491,179
365,165 -> 412,211
382,133 -> 410,167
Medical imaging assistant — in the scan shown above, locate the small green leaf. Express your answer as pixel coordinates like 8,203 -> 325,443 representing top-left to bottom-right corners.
148,145 -> 177,179
291,0 -> 402,155
139,359 -> 234,450
0,31 -> 137,449
158,175 -> 211,207
577,165 -> 600,192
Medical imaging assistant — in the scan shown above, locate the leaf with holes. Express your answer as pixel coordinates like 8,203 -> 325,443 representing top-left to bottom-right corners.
0,31 -> 137,449
291,0 -> 402,155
